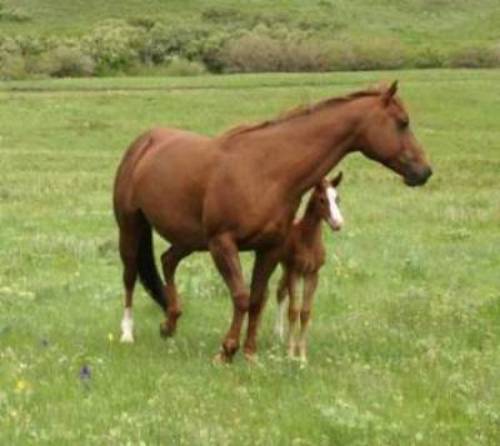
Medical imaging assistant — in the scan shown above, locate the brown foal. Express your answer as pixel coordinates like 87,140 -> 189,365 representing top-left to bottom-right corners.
275,173 -> 344,362
113,81 -> 432,362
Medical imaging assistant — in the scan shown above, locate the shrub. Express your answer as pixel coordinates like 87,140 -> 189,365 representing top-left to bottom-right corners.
221,27 -> 331,73
410,46 -> 445,69
164,56 -> 206,76
327,38 -> 406,71
447,45 -> 500,68
222,33 -> 282,72
0,2 -> 31,22
82,20 -> 146,74
140,22 -> 211,65
201,6 -> 244,24
0,52 -> 27,79
126,16 -> 157,30
0,37 -> 27,79
35,45 -> 95,77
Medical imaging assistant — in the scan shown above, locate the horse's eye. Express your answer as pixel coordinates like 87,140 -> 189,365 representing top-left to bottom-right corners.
398,119 -> 409,130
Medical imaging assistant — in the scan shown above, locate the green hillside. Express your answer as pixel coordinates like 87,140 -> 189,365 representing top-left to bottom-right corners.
2,0 -> 499,46
0,1 -> 499,78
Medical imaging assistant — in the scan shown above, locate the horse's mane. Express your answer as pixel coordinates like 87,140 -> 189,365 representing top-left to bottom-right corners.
221,87 -> 382,140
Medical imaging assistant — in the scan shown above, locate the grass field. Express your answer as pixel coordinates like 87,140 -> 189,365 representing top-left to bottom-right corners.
0,69 -> 499,444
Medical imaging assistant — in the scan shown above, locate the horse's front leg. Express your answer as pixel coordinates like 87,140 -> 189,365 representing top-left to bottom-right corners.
208,233 -> 249,362
298,272 -> 319,363
243,247 -> 282,360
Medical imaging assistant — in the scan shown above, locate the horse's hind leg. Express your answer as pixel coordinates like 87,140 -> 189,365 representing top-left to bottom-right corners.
118,217 -> 141,343
159,245 -> 191,337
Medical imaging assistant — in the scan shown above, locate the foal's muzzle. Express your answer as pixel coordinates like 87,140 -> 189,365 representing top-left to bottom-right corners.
327,218 -> 343,231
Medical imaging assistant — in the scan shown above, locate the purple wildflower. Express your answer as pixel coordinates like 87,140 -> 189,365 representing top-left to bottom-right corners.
79,365 -> 91,382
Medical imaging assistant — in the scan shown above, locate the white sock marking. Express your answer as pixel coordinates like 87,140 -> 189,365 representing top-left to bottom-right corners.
120,307 -> 134,343
274,300 -> 287,341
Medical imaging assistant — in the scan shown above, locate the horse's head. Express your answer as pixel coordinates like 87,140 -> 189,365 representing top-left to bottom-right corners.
312,172 -> 344,231
354,81 -> 432,187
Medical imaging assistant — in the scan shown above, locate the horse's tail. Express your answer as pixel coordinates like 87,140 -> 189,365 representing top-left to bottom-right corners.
137,214 -> 168,311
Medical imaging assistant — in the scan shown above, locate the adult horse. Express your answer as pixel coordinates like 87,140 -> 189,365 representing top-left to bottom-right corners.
113,81 -> 432,362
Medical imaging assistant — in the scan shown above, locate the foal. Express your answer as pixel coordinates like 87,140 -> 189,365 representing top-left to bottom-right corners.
275,172 -> 343,362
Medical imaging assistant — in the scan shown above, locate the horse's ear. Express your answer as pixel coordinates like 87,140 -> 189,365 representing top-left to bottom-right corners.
382,80 -> 398,106
331,171 -> 343,188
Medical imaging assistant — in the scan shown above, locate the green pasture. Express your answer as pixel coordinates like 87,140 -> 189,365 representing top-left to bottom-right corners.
0,69 -> 499,444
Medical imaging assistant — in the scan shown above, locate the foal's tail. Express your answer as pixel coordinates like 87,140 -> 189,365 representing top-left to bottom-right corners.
137,215 -> 168,311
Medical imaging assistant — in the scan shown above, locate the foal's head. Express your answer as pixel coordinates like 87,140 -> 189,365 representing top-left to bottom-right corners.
311,172 -> 344,231
354,81 -> 432,187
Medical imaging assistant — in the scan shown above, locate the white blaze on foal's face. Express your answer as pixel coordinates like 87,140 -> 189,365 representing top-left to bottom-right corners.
325,185 -> 343,230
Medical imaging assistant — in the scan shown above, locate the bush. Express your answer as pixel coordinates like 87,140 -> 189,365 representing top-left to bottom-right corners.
201,6 -> 244,24
0,53 -> 27,79
221,27 -> 330,73
0,2 -> 31,22
327,38 -> 406,71
82,20 -> 146,74
447,45 -> 500,68
410,46 -> 445,69
126,16 -> 157,30
0,37 -> 27,79
163,56 -> 206,76
140,22 -> 211,65
35,45 -> 95,77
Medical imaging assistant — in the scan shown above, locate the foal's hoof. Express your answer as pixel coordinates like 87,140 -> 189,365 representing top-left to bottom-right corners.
159,321 -> 175,338
212,351 -> 232,365
243,351 -> 260,365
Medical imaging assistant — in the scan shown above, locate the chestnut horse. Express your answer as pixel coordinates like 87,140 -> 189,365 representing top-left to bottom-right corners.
275,172 -> 344,363
113,81 -> 432,362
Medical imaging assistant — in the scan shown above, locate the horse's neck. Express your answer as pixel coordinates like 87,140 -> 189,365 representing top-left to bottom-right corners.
257,103 -> 360,198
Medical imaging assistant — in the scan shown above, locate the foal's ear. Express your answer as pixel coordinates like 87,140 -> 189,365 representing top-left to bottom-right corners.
382,80 -> 398,106
331,171 -> 343,188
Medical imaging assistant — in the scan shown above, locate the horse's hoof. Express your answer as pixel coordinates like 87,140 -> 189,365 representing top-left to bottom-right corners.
159,321 -> 175,338
120,333 -> 134,343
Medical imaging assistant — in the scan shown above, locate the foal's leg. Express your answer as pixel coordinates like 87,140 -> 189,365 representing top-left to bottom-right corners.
159,245 -> 191,337
243,247 -> 282,360
209,233 -> 249,362
118,218 -> 141,343
286,271 -> 301,358
298,272 -> 319,362
274,269 -> 289,341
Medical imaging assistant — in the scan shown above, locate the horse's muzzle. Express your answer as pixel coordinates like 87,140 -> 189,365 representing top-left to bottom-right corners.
404,166 -> 433,187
